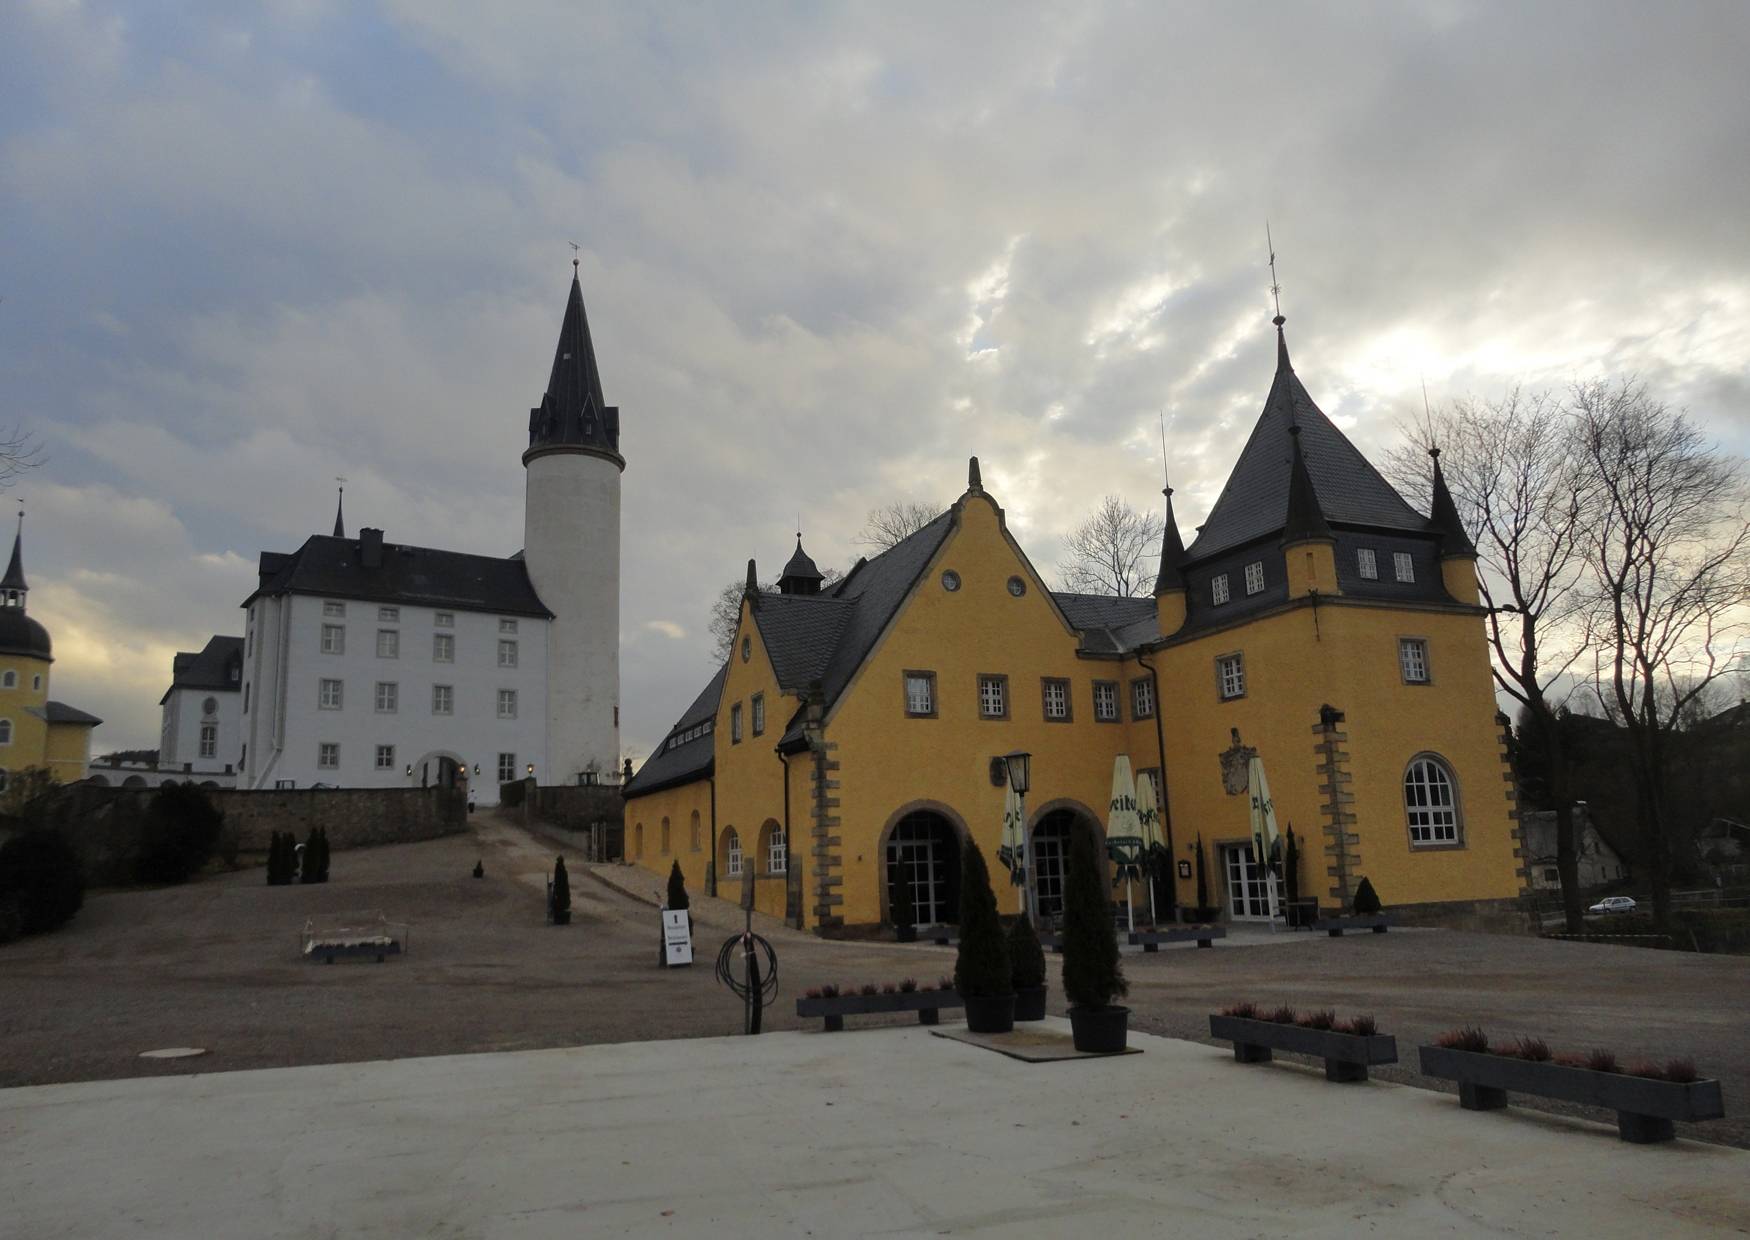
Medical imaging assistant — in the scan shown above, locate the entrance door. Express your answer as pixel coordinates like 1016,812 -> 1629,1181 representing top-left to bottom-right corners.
1032,813 -> 1072,922
886,812 -> 961,926
1223,843 -> 1275,920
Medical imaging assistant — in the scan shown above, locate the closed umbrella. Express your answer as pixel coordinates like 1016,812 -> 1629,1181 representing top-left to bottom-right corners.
1246,755 -> 1282,920
998,782 -> 1028,909
1106,756 -> 1143,934
1135,770 -> 1162,926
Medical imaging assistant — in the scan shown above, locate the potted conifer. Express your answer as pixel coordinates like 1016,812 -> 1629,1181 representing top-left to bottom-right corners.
1185,833 -> 1219,922
1062,824 -> 1129,1052
892,869 -> 917,943
953,839 -> 1014,1033
1009,913 -> 1048,1021
551,855 -> 572,925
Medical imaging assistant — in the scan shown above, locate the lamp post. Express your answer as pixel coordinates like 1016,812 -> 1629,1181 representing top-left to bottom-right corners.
1003,751 -> 1034,922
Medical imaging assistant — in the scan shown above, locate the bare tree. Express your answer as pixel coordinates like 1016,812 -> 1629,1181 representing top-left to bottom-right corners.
1057,495 -> 1163,597
856,502 -> 940,551
1385,390 -> 1595,930
0,426 -> 43,489
1575,378 -> 1750,926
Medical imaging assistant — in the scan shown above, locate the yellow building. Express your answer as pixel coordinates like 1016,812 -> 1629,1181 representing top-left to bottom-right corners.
624,315 -> 1526,933
0,516 -> 102,792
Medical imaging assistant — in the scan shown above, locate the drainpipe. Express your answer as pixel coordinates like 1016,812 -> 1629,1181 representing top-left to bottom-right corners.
1135,648 -> 1178,921
778,747 -> 798,929
707,775 -> 718,897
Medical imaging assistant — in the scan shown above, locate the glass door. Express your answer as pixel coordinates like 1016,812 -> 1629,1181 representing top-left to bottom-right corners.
1224,843 -> 1274,920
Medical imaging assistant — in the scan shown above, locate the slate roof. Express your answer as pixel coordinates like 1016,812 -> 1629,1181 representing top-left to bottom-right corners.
623,663 -> 727,796
527,272 -> 622,463
778,537 -> 825,590
754,593 -> 853,690
36,700 -> 102,726
2,518 -> 26,592
170,636 -> 244,691
0,610 -> 51,660
1186,322 -> 1430,561
244,535 -> 551,617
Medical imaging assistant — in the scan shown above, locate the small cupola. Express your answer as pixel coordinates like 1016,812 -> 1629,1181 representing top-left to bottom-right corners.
778,535 -> 824,596
2,511 -> 28,611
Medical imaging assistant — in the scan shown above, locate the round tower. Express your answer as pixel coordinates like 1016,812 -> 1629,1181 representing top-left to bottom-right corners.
522,265 -> 623,784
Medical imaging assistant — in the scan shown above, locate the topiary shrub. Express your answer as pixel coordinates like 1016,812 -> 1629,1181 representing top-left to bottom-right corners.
0,827 -> 85,935
1062,824 -> 1127,1010
1283,826 -> 1300,907
136,783 -> 224,885
1352,876 -> 1382,915
1008,913 -> 1046,991
953,839 -> 1011,998
1193,833 -> 1209,916
552,855 -> 571,924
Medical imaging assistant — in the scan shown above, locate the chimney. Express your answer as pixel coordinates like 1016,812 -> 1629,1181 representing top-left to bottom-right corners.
359,527 -> 384,568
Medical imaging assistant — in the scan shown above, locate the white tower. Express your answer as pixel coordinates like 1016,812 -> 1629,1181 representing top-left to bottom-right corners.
522,263 -> 623,783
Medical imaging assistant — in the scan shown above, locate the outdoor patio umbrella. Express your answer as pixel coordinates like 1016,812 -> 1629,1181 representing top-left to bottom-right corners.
1106,756 -> 1144,933
1135,768 -> 1162,926
1246,754 -> 1283,920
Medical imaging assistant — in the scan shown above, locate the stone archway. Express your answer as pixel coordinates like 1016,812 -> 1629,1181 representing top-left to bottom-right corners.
1027,798 -> 1106,925
876,802 -> 970,929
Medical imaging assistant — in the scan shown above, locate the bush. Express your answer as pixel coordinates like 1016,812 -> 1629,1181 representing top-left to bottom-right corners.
1435,1025 -> 1489,1052
953,839 -> 1011,998
1008,913 -> 1047,991
136,784 -> 224,885
1062,823 -> 1126,1009
552,856 -> 571,916
1352,876 -> 1382,915
0,828 -> 85,935
666,860 -> 688,912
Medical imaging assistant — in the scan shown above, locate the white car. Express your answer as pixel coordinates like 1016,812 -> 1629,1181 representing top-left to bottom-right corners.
1587,896 -> 1637,915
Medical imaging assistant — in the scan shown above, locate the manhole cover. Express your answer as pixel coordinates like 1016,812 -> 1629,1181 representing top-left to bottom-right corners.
138,1047 -> 208,1060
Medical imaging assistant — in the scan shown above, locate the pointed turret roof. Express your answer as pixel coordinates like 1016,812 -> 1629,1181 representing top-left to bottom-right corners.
1281,425 -> 1334,544
332,488 -> 346,539
525,265 -> 623,467
2,512 -> 26,594
1185,316 -> 1428,560
1426,448 -> 1476,557
1152,488 -> 1187,596
779,536 -> 824,595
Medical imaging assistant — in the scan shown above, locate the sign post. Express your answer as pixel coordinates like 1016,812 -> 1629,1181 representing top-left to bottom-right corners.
662,909 -> 693,968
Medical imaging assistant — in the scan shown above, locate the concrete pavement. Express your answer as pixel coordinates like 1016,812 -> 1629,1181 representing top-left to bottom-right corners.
4,1020 -> 1745,1238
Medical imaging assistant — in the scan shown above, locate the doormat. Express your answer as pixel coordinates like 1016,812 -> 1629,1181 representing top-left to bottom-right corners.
931,1026 -> 1142,1062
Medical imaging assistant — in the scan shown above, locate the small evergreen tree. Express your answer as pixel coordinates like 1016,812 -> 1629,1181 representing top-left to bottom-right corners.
1062,824 -> 1127,1009
1193,833 -> 1209,914
0,827 -> 85,935
301,827 -> 321,884
1283,826 -> 1301,907
552,856 -> 571,921
666,859 -> 688,912
1353,876 -> 1382,915
1008,913 -> 1047,991
953,839 -> 1011,997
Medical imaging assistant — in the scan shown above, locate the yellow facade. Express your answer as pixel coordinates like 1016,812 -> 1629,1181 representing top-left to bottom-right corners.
0,650 -> 96,788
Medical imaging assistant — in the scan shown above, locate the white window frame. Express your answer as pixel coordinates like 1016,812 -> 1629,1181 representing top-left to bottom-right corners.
376,629 -> 399,659
497,688 -> 517,719
199,724 -> 217,759
767,825 -> 787,875
1244,561 -> 1265,595
731,702 -> 744,742
321,624 -> 345,655
978,675 -> 1007,719
499,618 -> 518,634
1358,548 -> 1378,580
374,681 -> 398,713
904,673 -> 935,717
318,742 -> 339,769
725,831 -> 744,878
432,684 -> 454,715
1093,681 -> 1118,722
318,679 -> 343,710
1042,678 -> 1070,721
1211,573 -> 1231,605
1404,755 -> 1462,847
433,633 -> 454,663
497,752 -> 516,783
751,692 -> 765,736
435,611 -> 454,628
375,744 -> 395,771
1131,677 -> 1155,719
1399,637 -> 1430,684
498,639 -> 518,668
1217,653 -> 1246,700
1394,551 -> 1415,583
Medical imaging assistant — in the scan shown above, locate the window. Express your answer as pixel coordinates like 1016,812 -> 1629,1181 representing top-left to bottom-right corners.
319,679 -> 343,710
497,689 -> 517,719
498,639 -> 518,668
199,724 -> 217,759
1131,677 -> 1155,719
1,671 -> 14,688
978,674 -> 1008,719
321,624 -> 345,654
376,629 -> 399,658
433,633 -> 454,663
375,682 -> 398,713
32,674 -> 41,691
1394,551 -> 1415,582
1244,561 -> 1265,595
432,684 -> 454,715
375,744 -> 395,771
1092,680 -> 1119,722
767,825 -> 787,874
1211,573 -> 1231,605
1041,677 -> 1071,721
1399,638 -> 1430,684
202,696 -> 218,717
1216,653 -> 1246,700
1358,549 -> 1378,580
499,618 -> 518,634
323,600 -> 345,617
0,719 -> 11,744
904,672 -> 936,717
751,692 -> 765,736
731,702 -> 744,742
941,570 -> 961,592
318,742 -> 339,769
1404,755 -> 1462,846
725,830 -> 744,878
435,612 -> 454,627
378,607 -> 399,622
498,752 -> 516,783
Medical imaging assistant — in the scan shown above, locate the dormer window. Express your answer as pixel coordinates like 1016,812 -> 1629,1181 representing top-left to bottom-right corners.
1244,561 -> 1265,595
1211,574 -> 1231,605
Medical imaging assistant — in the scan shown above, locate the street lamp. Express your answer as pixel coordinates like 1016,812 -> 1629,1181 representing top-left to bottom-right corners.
1002,751 -> 1031,797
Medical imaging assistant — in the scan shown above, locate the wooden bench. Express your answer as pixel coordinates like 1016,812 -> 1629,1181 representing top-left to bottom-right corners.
796,990 -> 965,1032
1129,926 -> 1226,952
1209,1014 -> 1398,1082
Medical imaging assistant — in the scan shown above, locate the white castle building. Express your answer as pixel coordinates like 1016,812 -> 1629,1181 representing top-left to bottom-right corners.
235,267 -> 623,803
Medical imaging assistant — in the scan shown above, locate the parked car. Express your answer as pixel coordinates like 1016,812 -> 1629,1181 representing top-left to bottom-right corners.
1587,895 -> 1638,915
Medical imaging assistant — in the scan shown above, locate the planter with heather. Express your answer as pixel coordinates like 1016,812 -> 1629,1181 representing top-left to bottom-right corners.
1418,1029 -> 1726,1143
796,980 -> 963,1031
1209,1004 -> 1396,1082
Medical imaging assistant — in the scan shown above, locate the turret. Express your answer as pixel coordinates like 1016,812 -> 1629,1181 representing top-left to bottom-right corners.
1153,486 -> 1188,635
778,537 -> 824,596
1428,447 -> 1480,604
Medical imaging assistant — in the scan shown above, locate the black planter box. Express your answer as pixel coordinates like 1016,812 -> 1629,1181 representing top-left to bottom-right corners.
1129,926 -> 1227,952
1418,1045 -> 1727,1143
1209,1014 -> 1398,1082
1311,913 -> 1395,937
796,989 -> 964,1032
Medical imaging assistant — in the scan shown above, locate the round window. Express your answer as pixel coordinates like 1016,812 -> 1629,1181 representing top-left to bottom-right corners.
740,635 -> 752,662
202,697 -> 219,717
1007,575 -> 1027,597
941,570 -> 961,592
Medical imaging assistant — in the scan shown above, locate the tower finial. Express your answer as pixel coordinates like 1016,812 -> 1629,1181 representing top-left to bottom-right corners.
1266,221 -> 1284,324
333,477 -> 346,538
1158,409 -> 1173,498
968,455 -> 982,491
569,240 -> 580,275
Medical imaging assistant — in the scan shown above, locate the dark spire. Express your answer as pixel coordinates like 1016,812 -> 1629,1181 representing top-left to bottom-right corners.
1427,447 -> 1476,557
779,535 -> 824,596
744,558 -> 760,610
525,266 -> 623,468
1153,486 -> 1187,597
968,456 -> 982,491
332,485 -> 345,539
1280,425 -> 1333,545
2,509 -> 25,600
1274,314 -> 1292,374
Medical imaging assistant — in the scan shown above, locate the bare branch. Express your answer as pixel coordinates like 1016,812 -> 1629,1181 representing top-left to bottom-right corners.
1056,495 -> 1164,597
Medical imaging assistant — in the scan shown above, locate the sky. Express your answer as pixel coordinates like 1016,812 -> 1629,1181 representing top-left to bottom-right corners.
4,0 -> 1748,764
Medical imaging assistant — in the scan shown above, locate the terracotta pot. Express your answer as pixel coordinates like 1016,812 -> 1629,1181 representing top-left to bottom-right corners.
963,992 -> 1016,1034
1069,1004 -> 1130,1053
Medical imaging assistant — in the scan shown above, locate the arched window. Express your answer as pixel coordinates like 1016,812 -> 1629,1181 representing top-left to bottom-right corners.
1404,755 -> 1462,847
690,809 -> 702,852
722,827 -> 743,879
762,821 -> 787,875
660,816 -> 671,855
1,671 -> 14,689
0,718 -> 11,744
634,822 -> 645,859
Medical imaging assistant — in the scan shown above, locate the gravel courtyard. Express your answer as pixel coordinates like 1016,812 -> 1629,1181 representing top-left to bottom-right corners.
3,813 -> 1744,1148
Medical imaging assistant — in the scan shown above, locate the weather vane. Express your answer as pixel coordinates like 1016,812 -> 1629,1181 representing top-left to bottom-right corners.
569,240 -> 580,272
1158,409 -> 1172,497
1266,222 -> 1283,319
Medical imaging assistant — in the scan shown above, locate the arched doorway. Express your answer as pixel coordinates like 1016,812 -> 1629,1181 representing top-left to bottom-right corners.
884,810 -> 962,928
1030,805 -> 1105,925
